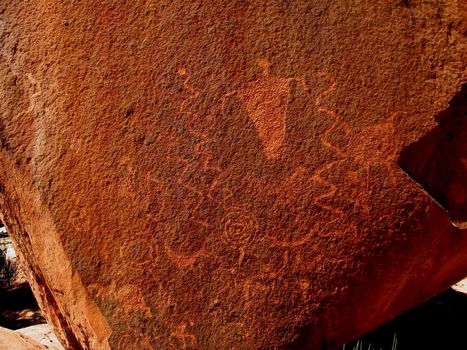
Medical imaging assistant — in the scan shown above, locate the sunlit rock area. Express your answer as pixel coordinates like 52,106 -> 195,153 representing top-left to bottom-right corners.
0,224 -> 64,349
1,222 -> 466,349
0,0 -> 465,349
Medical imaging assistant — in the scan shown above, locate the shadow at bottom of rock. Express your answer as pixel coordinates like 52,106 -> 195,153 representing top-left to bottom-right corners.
0,283 -> 45,330
340,288 -> 467,350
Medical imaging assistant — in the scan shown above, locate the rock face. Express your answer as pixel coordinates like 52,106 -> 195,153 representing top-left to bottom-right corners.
399,83 -> 467,229
0,1 -> 466,349
0,326 -> 49,350
16,324 -> 65,350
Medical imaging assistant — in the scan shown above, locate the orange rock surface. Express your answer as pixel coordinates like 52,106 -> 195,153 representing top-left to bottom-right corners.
0,1 -> 466,349
0,326 -> 49,350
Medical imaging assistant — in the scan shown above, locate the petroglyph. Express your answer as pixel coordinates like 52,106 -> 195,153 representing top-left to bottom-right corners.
163,241 -> 208,269
177,68 -> 224,197
315,71 -> 351,158
120,234 -> 157,268
217,63 -> 351,250
160,68 -> 224,267
167,60 -> 409,272
222,207 -> 260,249
164,62 -> 350,265
260,251 -> 290,279
349,111 -> 401,186
221,59 -> 310,160
247,165 -> 341,248
169,322 -> 197,350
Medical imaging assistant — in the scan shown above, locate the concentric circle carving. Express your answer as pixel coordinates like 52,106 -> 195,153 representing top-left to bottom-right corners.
222,207 -> 260,249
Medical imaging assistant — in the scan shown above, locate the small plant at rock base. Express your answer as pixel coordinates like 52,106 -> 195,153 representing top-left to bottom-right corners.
0,246 -> 15,287
342,333 -> 398,350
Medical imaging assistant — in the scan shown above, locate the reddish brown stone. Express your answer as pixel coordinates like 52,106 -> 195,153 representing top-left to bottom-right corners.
0,1 -> 466,349
399,84 -> 467,229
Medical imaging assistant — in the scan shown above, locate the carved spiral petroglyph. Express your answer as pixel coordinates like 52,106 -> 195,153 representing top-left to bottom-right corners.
222,208 -> 260,249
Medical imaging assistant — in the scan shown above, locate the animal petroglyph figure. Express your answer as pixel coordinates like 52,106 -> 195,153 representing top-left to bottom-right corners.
348,112 -> 401,186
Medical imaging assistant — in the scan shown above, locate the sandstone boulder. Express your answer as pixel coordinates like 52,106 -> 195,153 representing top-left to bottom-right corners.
0,326 -> 49,350
0,0 -> 466,349
16,324 -> 65,350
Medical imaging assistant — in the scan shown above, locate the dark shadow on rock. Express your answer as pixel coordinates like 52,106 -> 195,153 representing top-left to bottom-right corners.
0,283 -> 45,330
398,83 -> 467,229
0,224 -> 45,330
339,288 -> 467,350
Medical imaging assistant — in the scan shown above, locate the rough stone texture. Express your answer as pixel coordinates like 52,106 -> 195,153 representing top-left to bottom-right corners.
16,324 -> 65,350
0,1 -> 466,349
0,325 -> 49,350
399,83 -> 467,229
